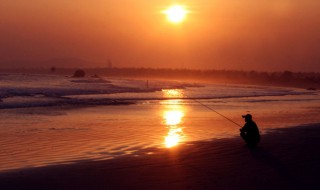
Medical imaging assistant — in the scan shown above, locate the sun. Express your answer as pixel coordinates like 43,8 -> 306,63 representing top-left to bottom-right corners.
162,5 -> 188,24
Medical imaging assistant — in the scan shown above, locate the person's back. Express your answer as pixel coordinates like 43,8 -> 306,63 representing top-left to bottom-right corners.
240,114 -> 260,146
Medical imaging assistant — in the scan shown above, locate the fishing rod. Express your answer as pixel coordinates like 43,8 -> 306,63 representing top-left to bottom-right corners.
146,81 -> 242,127
191,98 -> 243,128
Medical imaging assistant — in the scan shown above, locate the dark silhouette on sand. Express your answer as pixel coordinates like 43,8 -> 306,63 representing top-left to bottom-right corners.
240,114 -> 260,147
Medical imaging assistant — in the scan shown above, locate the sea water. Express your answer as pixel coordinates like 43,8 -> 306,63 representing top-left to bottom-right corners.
0,73 -> 319,171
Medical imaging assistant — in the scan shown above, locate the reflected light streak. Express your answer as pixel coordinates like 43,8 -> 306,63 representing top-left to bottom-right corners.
162,96 -> 186,148
164,110 -> 184,125
162,89 -> 184,98
165,127 -> 183,148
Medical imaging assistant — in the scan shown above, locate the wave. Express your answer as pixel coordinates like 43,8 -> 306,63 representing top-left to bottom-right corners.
0,74 -> 317,109
0,96 -> 135,109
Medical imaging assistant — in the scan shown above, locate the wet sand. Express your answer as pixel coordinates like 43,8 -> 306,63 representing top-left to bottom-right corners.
1,93 -> 320,172
1,124 -> 319,190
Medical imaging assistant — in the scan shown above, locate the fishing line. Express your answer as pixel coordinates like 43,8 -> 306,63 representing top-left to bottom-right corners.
156,86 -> 242,127
190,98 -> 242,128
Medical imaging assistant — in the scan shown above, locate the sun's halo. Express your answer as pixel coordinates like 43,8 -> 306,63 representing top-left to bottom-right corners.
162,5 -> 188,24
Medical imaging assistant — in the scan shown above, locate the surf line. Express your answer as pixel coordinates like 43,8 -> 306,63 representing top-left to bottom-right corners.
191,98 -> 242,128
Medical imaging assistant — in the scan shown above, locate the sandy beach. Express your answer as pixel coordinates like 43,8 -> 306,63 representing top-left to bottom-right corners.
1,123 -> 319,190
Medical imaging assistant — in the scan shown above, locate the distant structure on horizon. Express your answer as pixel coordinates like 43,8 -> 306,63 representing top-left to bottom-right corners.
108,60 -> 113,69
73,69 -> 86,77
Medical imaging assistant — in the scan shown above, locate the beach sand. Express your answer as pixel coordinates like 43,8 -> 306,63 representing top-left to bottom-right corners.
0,123 -> 319,190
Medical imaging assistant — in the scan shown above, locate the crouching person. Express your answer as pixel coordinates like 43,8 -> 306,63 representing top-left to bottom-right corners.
240,114 -> 260,147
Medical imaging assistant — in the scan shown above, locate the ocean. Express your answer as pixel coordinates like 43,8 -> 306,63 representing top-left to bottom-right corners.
1,73 -> 319,172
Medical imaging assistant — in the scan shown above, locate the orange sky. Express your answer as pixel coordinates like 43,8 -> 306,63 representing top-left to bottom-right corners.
0,0 -> 320,71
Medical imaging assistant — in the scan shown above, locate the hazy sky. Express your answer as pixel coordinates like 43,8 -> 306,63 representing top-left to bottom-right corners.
1,0 -> 320,71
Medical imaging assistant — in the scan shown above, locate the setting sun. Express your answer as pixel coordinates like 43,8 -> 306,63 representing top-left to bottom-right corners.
162,5 -> 188,23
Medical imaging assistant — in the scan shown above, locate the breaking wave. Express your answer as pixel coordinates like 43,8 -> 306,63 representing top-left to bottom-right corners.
0,74 -> 315,109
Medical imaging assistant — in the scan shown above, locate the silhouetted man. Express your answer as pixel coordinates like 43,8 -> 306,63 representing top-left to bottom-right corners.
240,114 -> 260,147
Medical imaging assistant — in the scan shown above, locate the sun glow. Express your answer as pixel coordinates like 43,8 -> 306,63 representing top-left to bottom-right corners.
162,5 -> 188,23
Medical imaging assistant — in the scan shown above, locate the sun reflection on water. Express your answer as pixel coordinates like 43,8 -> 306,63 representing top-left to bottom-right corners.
162,89 -> 184,98
162,89 -> 186,148
164,110 -> 184,125
165,127 -> 183,148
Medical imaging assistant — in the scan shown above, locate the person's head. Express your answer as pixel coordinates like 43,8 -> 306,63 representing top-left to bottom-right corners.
242,114 -> 252,122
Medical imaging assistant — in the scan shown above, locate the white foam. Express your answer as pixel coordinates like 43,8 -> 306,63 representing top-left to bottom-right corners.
0,74 -> 314,109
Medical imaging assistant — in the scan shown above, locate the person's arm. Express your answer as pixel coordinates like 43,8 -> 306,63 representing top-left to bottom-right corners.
240,123 -> 248,132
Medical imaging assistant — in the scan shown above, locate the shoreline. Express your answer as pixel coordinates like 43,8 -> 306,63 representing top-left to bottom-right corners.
1,124 -> 320,190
